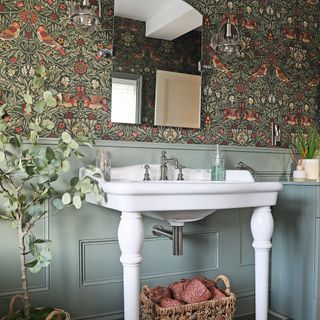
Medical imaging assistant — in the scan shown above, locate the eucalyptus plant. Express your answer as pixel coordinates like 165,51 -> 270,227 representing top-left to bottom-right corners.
0,65 -> 100,319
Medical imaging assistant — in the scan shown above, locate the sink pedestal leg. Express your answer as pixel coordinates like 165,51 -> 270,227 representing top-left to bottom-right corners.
251,206 -> 274,320
118,212 -> 144,320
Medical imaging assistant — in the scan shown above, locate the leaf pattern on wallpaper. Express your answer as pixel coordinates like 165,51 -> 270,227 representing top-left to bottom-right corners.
0,0 -> 319,147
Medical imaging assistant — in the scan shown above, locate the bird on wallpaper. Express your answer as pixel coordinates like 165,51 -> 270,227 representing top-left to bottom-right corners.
212,54 -> 231,78
59,92 -> 78,108
251,63 -> 268,80
83,95 -> 107,109
150,51 -> 161,61
134,48 -> 145,59
307,74 -> 320,89
275,66 -> 291,86
306,0 -> 318,4
37,26 -> 65,56
0,21 -> 20,41
299,32 -> 312,43
282,28 -> 297,40
242,18 -> 257,30
300,115 -> 313,126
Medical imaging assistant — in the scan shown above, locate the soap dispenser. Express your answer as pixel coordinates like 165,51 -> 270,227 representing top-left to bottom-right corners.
211,144 -> 225,181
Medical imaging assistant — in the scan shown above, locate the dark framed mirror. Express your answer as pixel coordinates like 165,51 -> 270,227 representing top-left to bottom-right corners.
111,0 -> 202,128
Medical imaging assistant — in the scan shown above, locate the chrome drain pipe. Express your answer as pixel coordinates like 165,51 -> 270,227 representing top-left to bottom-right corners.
152,225 -> 183,256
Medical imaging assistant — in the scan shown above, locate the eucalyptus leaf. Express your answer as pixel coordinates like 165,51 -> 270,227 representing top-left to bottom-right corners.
46,97 -> 57,108
0,151 -> 4,162
49,173 -> 59,182
69,140 -> 79,150
61,160 -> 70,172
61,132 -> 72,144
25,104 -> 32,113
25,165 -> 35,175
72,195 -> 82,209
23,93 -> 33,105
46,147 -> 55,161
28,204 -> 44,217
25,259 -> 38,269
0,121 -> 8,131
14,134 -> 22,147
29,131 -> 39,144
79,178 -> 93,194
0,214 -> 11,220
52,198 -> 64,210
28,262 -> 42,273
43,91 -> 53,101
40,249 -> 52,260
34,100 -> 46,113
35,64 -> 46,77
32,75 -> 44,88
75,151 -> 84,158
70,177 -> 79,187
63,147 -> 71,157
38,174 -> 49,184
62,192 -> 71,205
42,119 -> 55,130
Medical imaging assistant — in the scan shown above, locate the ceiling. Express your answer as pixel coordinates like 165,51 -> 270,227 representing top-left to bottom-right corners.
114,0 -> 202,41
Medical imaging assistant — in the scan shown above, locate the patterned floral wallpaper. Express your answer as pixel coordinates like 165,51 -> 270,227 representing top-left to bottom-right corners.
0,0 -> 319,147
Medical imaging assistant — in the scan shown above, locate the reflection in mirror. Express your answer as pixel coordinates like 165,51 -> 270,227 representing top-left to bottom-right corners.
112,0 -> 202,128
155,70 -> 201,128
111,72 -> 142,124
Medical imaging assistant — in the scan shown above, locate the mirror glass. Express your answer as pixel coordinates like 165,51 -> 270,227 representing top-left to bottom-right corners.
112,0 -> 202,128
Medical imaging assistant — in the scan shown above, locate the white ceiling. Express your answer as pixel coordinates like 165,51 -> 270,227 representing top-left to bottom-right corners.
114,0 -> 202,40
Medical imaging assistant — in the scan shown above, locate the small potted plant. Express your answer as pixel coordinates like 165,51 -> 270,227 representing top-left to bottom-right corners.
292,126 -> 320,180
0,65 -> 100,319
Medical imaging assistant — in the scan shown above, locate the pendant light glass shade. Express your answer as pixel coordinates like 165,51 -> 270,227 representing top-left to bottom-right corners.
210,20 -> 240,60
67,0 -> 101,32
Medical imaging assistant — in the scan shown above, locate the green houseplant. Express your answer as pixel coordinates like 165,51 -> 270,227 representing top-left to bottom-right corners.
294,126 -> 320,159
0,65 -> 100,319
292,126 -> 320,180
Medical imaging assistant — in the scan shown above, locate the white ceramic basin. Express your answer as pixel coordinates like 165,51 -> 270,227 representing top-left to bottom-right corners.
84,167 -> 282,225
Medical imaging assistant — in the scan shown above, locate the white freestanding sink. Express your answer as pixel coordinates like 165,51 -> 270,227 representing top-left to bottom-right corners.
83,166 -> 282,320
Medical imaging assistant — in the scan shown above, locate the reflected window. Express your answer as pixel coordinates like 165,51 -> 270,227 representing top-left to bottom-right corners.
111,72 -> 142,124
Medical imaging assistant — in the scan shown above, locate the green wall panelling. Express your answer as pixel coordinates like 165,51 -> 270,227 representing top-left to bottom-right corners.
0,140 -> 292,319
271,183 -> 320,320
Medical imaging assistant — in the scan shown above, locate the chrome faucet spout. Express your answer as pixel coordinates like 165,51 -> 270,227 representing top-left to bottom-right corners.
236,161 -> 257,181
159,150 -> 183,180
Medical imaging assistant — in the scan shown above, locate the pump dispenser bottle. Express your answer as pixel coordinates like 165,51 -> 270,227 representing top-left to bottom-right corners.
211,144 -> 225,181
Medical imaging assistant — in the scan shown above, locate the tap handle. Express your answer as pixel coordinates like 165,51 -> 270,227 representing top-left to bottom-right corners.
143,164 -> 151,181
176,164 -> 184,181
161,150 -> 167,160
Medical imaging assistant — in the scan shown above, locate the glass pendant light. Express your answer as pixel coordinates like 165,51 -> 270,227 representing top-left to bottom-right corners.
210,19 -> 240,60
67,0 -> 101,32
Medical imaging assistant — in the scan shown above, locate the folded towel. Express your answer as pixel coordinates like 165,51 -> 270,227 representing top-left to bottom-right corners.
180,279 -> 212,304
169,279 -> 190,301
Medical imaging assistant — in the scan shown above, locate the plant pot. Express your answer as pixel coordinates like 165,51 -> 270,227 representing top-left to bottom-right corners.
302,159 -> 319,180
0,295 -> 70,320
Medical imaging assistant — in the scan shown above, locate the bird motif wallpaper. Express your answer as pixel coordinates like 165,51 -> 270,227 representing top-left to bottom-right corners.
0,0 -> 319,147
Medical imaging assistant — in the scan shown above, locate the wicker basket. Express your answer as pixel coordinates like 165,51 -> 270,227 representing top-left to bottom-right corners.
0,295 -> 71,320
140,275 -> 236,320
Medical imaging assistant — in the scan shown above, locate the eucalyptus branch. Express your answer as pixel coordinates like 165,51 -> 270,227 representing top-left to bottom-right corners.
0,64 -> 98,318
